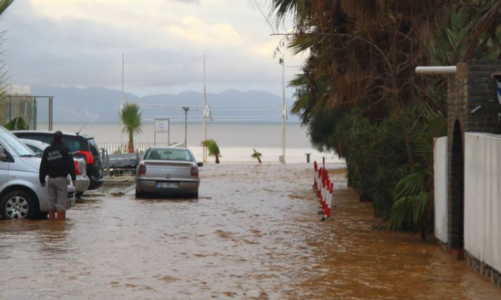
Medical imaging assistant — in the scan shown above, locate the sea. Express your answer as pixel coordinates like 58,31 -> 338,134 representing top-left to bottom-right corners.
49,122 -> 343,164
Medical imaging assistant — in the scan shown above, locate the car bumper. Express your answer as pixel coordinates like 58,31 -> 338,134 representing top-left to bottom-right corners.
75,176 -> 91,193
136,179 -> 199,194
88,177 -> 104,190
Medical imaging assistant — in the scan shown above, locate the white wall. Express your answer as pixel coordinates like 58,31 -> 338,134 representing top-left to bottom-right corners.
434,137 -> 448,244
465,133 -> 501,273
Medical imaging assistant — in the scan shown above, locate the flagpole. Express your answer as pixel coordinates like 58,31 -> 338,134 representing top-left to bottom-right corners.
120,53 -> 125,153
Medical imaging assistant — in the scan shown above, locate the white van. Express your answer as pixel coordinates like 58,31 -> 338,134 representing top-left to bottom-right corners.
0,126 -> 76,219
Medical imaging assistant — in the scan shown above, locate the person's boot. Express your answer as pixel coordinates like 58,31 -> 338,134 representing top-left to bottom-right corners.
49,210 -> 56,221
56,211 -> 66,221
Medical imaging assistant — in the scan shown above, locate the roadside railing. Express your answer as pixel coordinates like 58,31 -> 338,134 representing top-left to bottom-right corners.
97,142 -> 171,154
99,148 -> 138,178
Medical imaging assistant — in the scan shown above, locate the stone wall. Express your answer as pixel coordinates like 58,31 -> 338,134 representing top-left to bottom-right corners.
467,60 -> 501,133
466,251 -> 501,287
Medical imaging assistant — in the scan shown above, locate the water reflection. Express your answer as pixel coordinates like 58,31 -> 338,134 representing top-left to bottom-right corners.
35,222 -> 74,257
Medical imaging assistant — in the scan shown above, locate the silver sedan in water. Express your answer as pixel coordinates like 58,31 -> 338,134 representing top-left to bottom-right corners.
135,147 -> 203,198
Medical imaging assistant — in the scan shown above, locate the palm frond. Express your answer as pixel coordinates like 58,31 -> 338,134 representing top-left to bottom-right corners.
251,149 -> 262,158
389,166 -> 429,230
120,103 -> 142,134
201,139 -> 220,157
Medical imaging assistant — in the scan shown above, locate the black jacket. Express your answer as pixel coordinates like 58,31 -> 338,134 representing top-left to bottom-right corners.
39,142 -> 76,184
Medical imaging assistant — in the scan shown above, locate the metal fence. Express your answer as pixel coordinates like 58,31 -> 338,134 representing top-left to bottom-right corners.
0,95 -> 55,130
97,142 -> 171,154
99,148 -> 139,177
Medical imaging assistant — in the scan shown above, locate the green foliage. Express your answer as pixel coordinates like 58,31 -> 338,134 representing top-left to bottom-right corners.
251,148 -> 262,163
120,103 -> 142,146
251,149 -> 261,158
390,166 -> 429,231
5,117 -> 29,130
333,110 -> 410,216
120,103 -> 142,153
201,139 -> 221,164
271,0 -> 501,236
387,106 -> 447,232
0,0 -> 14,98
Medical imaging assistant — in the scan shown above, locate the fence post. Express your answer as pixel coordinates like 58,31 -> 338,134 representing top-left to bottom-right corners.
105,149 -> 110,177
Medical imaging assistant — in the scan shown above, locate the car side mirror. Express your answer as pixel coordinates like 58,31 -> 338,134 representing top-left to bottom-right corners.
0,146 -> 7,160
197,162 -> 203,167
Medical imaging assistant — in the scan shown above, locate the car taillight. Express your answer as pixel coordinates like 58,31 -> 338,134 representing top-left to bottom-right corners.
74,160 -> 81,175
190,166 -> 199,177
138,164 -> 147,175
77,150 -> 95,165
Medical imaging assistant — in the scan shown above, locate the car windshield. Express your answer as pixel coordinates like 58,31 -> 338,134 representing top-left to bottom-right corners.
0,127 -> 36,157
144,148 -> 194,162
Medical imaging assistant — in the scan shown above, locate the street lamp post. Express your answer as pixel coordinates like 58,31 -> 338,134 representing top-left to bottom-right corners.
280,54 -> 286,163
182,107 -> 189,148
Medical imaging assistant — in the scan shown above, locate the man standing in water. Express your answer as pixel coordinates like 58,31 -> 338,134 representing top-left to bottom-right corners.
39,131 -> 76,221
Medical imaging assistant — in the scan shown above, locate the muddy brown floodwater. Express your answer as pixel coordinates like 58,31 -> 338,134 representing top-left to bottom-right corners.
0,164 -> 500,300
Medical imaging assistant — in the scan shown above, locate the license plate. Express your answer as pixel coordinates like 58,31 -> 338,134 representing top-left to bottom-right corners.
156,182 -> 179,189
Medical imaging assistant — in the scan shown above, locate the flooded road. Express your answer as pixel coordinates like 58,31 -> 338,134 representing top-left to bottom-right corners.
0,164 -> 500,299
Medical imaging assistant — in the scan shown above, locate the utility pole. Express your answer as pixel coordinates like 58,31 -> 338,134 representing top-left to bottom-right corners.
281,54 -> 286,164
203,55 -> 208,163
183,107 -> 189,148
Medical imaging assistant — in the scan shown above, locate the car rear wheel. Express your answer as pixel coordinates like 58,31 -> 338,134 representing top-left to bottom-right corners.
0,190 -> 38,220
76,192 -> 84,199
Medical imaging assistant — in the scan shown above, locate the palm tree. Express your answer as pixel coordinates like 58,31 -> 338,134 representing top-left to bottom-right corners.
120,103 -> 142,153
0,0 -> 15,101
251,149 -> 262,164
201,139 -> 220,164
5,117 -> 29,130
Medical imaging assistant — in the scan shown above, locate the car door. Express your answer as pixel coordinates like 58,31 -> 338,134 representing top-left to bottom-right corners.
0,142 -> 11,187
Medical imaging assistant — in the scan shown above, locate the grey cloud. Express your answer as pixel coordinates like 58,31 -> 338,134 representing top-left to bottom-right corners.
174,0 -> 200,4
1,0 -> 289,93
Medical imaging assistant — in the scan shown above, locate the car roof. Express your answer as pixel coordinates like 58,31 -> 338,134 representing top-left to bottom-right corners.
12,130 -> 93,139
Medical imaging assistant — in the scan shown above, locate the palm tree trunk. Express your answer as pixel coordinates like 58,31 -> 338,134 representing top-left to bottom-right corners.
215,152 -> 220,164
257,156 -> 261,164
128,130 -> 134,153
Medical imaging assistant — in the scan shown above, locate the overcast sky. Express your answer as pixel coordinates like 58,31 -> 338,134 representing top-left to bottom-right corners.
1,0 -> 305,97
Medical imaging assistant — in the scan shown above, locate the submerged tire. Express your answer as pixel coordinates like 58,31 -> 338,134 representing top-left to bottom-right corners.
135,190 -> 145,198
0,190 -> 38,220
35,212 -> 49,220
76,192 -> 84,199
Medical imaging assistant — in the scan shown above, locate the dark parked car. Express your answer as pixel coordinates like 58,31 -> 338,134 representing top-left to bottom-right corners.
13,131 -> 104,193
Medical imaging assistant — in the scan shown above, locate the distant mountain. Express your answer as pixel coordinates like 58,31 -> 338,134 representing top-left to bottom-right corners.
31,86 -> 299,123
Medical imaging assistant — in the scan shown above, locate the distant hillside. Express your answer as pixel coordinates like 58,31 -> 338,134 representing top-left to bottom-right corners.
31,87 -> 299,123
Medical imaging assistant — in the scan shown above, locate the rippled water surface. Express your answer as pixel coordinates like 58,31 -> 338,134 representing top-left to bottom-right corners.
0,164 -> 500,299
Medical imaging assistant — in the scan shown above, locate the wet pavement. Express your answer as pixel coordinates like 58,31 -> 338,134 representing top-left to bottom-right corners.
0,164 -> 500,299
